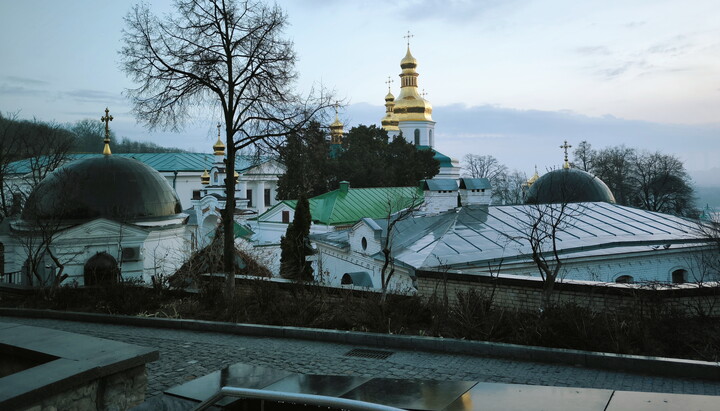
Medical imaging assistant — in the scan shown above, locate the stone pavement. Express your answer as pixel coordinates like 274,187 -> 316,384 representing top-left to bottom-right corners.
3,316 -> 720,400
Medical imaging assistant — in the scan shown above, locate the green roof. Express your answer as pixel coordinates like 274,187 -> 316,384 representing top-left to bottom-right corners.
417,146 -> 454,168
234,222 -> 254,239
283,185 -> 424,226
7,153 -> 268,175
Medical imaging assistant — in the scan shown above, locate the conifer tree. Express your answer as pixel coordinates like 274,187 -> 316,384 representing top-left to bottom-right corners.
279,194 -> 314,280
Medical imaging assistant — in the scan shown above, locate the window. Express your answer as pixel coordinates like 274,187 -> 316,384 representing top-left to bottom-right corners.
414,129 -> 420,145
246,189 -> 253,207
429,129 -> 434,146
264,188 -> 271,206
361,237 -> 368,250
615,275 -> 633,284
672,269 -> 687,284
282,210 -> 290,223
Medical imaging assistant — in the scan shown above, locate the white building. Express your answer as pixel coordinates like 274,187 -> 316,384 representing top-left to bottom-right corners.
0,140 -> 189,287
311,169 -> 716,291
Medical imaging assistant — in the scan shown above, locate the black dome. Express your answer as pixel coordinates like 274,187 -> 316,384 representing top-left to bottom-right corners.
525,168 -> 616,204
22,156 -> 182,222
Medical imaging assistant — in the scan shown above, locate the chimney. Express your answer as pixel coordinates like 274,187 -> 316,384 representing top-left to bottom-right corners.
339,181 -> 350,193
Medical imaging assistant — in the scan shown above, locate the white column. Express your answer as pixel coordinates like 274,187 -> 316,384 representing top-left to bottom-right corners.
256,181 -> 265,215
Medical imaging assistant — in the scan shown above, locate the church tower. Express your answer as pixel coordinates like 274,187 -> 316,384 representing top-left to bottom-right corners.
380,77 -> 400,138
392,37 -> 436,148
329,107 -> 344,158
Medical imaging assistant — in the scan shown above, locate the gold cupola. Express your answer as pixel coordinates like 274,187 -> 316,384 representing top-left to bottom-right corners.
393,46 -> 433,122
525,166 -> 540,187
201,169 -> 210,185
381,83 -> 400,132
213,124 -> 225,156
329,110 -> 344,145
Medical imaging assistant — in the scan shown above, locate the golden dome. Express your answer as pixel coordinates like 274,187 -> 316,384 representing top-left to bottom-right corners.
330,113 -> 344,145
400,47 -> 418,69
525,166 -> 540,187
381,89 -> 399,132
213,125 -> 225,156
234,170 -> 239,184
393,46 -> 433,122
201,169 -> 210,185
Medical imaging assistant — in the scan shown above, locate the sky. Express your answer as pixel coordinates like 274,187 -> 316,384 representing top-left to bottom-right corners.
1,0 -> 719,185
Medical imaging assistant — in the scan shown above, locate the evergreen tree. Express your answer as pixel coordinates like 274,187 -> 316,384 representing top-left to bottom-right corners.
276,121 -> 335,199
279,194 -> 314,281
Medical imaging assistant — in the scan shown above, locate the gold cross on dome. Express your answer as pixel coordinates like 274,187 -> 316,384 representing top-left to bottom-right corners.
404,30 -> 414,46
385,76 -> 394,91
560,140 -> 572,169
217,122 -> 221,137
333,100 -> 341,115
101,107 -> 113,139
421,89 -> 428,98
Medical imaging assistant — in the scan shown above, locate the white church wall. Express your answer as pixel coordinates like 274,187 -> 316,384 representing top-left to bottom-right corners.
422,191 -> 458,214
459,189 -> 492,206
314,244 -> 416,293
142,226 -> 191,284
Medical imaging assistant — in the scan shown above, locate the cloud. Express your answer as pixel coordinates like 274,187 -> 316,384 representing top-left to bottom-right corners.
0,84 -> 45,97
2,75 -> 49,86
394,0 -> 520,23
575,46 -> 611,56
62,89 -> 122,104
344,102 -> 720,176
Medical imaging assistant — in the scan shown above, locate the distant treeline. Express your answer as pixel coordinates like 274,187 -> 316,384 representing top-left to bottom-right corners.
0,113 -> 188,160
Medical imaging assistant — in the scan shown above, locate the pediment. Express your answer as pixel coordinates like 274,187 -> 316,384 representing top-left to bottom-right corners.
56,218 -> 149,242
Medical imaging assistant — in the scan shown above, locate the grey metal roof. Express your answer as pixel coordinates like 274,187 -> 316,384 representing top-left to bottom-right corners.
423,179 -> 458,191
459,178 -> 491,190
313,202 -> 710,271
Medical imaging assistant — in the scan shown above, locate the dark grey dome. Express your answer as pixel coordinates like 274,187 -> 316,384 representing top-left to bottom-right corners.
525,168 -> 616,204
22,156 -> 182,222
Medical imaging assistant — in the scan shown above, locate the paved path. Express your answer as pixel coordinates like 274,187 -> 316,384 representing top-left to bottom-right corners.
3,316 -> 719,399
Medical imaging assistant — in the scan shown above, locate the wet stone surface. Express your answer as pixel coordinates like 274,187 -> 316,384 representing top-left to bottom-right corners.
3,316 -> 720,400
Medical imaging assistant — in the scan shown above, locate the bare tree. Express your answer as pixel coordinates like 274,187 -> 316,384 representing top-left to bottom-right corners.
462,154 -> 508,183
121,0 -> 334,297
572,140 -> 595,172
379,193 -> 422,306
493,170 -> 527,205
631,151 -> 695,216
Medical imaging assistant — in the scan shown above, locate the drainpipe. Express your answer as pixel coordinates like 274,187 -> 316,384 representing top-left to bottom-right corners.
172,170 -> 178,189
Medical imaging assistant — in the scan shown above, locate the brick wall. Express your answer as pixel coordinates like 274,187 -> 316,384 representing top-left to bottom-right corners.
416,271 -> 720,316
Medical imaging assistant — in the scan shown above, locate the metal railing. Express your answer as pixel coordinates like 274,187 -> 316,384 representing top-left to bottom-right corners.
193,386 -> 404,411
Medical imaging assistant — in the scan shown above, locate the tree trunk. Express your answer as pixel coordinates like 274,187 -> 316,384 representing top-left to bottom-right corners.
223,130 -> 236,300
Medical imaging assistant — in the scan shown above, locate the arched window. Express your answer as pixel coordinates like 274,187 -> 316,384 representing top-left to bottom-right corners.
672,269 -> 688,284
361,237 -> 368,251
84,252 -> 119,286
414,129 -> 420,145
615,275 -> 634,284
429,129 -> 434,147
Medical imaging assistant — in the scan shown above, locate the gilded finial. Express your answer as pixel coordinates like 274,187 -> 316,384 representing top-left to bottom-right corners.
213,122 -> 226,156
560,140 -> 572,169
100,107 -> 113,156
201,169 -> 210,185
403,30 -> 414,47
385,76 -> 394,92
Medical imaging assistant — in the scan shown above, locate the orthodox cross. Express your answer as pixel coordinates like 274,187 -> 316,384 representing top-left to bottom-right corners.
333,100 -> 341,116
421,89 -> 428,99
404,30 -> 414,46
101,107 -> 113,139
560,140 -> 572,169
217,122 -> 221,137
101,107 -> 113,155
385,76 -> 394,92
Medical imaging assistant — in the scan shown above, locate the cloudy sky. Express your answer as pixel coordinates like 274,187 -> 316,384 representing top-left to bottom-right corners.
1,0 -> 718,184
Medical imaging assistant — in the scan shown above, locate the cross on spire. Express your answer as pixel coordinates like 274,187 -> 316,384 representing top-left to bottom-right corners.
100,107 -> 113,156
560,140 -> 572,169
403,30 -> 414,47
385,76 -> 394,91
217,122 -> 221,137
421,89 -> 428,99
333,100 -> 341,116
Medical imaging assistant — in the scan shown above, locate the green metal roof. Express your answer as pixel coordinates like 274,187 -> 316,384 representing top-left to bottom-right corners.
417,146 -> 454,168
7,153 -> 268,175
234,222 -> 255,239
282,185 -> 424,226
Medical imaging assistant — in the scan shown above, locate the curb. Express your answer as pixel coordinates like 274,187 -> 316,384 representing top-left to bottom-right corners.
1,307 -> 718,381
